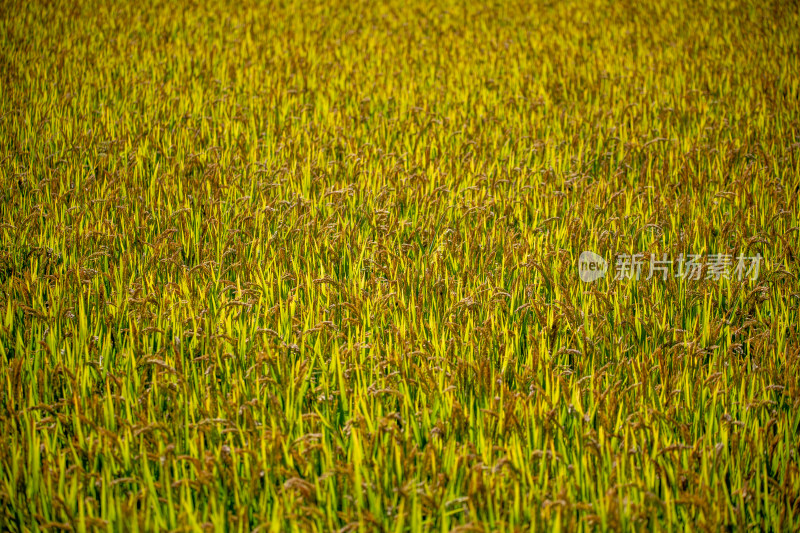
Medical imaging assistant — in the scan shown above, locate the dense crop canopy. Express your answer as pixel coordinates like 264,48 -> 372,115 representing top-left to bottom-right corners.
1,0 -> 799,530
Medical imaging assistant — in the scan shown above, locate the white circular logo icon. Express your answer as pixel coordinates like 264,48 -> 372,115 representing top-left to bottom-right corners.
578,251 -> 607,283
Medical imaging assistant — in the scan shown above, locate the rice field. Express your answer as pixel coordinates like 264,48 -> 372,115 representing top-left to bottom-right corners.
1,0 -> 799,531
